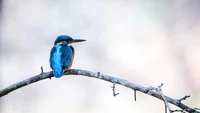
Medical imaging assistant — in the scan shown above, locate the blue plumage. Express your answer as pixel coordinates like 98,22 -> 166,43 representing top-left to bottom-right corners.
50,35 -> 85,78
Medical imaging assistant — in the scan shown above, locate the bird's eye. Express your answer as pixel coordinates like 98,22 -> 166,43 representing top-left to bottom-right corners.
66,39 -> 72,42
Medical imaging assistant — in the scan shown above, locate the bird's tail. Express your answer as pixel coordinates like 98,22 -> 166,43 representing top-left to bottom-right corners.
53,69 -> 63,78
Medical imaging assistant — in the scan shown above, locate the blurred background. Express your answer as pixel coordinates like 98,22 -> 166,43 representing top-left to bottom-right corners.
0,0 -> 200,113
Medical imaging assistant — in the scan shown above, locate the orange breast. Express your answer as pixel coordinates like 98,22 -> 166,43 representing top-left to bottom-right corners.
63,47 -> 75,72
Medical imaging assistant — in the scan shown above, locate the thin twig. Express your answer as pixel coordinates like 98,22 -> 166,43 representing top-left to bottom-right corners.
111,82 -> 119,97
178,95 -> 190,103
134,90 -> 137,101
0,69 -> 199,113
41,66 -> 51,79
41,66 -> 44,74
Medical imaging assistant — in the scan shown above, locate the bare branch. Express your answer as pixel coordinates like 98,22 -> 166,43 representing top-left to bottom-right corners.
0,69 -> 199,113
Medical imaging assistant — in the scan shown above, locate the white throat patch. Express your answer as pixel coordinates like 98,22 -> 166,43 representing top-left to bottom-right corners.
68,43 -> 72,46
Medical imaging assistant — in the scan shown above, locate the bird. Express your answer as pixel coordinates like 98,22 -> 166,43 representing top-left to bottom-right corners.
50,35 -> 86,78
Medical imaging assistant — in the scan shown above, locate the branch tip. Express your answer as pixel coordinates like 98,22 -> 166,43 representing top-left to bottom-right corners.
179,95 -> 190,102
134,90 -> 137,101
158,83 -> 163,92
40,66 -> 44,74
41,66 -> 52,79
111,82 -> 119,97
159,83 -> 163,87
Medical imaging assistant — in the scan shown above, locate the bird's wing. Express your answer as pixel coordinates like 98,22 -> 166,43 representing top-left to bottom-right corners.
50,44 -> 63,78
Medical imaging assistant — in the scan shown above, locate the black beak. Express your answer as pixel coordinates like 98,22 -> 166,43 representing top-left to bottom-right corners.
70,39 -> 86,43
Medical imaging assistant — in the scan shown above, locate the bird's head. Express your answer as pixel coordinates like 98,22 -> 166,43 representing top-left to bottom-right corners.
54,35 -> 86,45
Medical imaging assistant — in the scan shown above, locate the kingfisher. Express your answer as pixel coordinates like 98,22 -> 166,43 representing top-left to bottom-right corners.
50,35 -> 86,78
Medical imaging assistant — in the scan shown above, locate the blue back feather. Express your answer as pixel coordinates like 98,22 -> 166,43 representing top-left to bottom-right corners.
50,44 -> 64,78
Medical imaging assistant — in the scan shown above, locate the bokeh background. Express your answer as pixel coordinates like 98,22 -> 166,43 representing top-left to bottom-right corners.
0,0 -> 200,113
